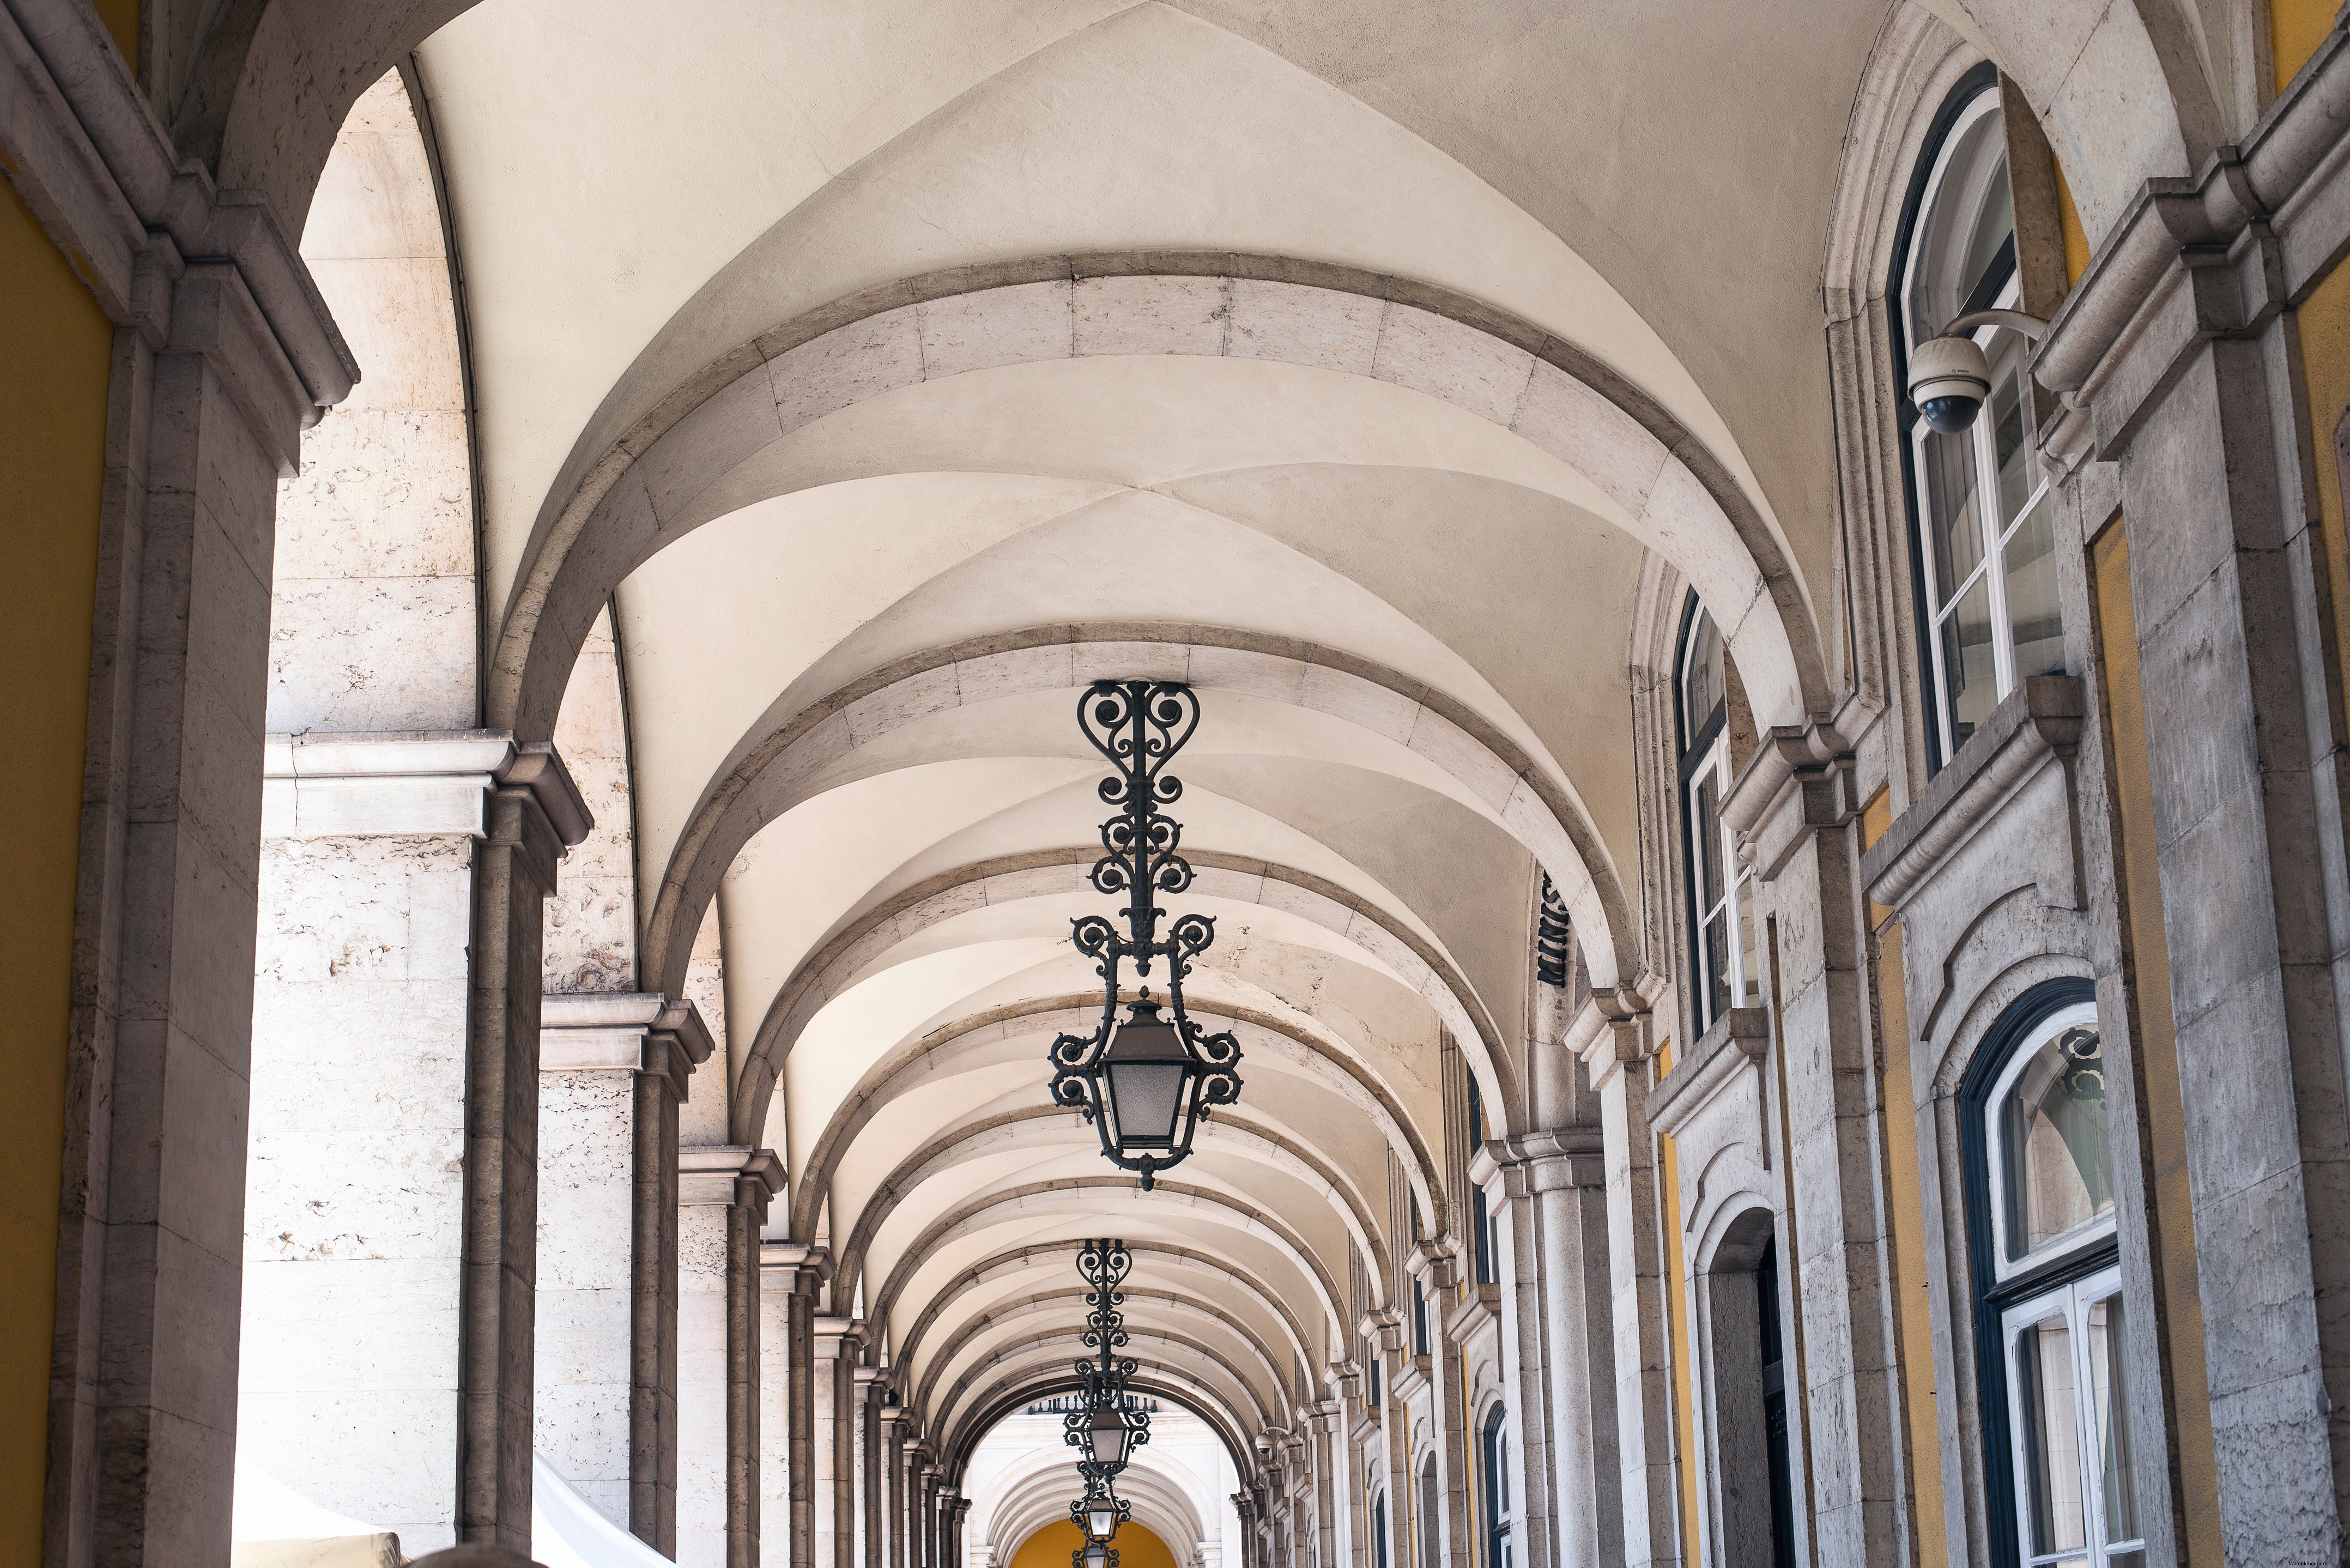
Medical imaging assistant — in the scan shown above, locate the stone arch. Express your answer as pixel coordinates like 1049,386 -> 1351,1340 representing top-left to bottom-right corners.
941,1339 -> 1272,1459
493,260 -> 1825,750
740,845 -> 1509,1150
863,1177 -> 1350,1361
647,626 -> 1637,1008
789,992 -> 1446,1259
828,1103 -> 1386,1310
890,1242 -> 1317,1397
917,1291 -> 1292,1431
945,1375 -> 1253,1487
980,1448 -> 1209,1561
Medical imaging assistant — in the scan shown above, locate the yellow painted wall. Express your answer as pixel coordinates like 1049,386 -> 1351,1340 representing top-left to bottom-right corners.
2274,0 -> 2337,92
1,6 -> 132,1554
0,172 -> 114,1565
1013,1519 -> 1178,1568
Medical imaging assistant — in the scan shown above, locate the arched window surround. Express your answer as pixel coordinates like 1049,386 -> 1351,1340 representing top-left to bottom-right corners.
1676,594 -> 1758,1035
1960,978 -> 2141,1568
1479,1403 -> 1512,1568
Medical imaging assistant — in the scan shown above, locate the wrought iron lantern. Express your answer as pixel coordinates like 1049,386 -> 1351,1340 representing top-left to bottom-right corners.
1065,1239 -> 1150,1478
1049,681 -> 1244,1188
1074,1543 -> 1118,1568
1072,1474 -> 1130,1542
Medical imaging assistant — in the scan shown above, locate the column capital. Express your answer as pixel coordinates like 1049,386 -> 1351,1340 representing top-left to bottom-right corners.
682,1144 -> 783,1218
542,991 -> 716,1098
1469,1124 -> 1606,1196
814,1314 -> 864,1355
761,1239 -> 832,1296
1404,1237 -> 1456,1288
261,730 -> 592,853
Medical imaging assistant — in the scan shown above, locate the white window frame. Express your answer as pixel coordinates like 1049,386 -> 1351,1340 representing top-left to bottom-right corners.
1901,87 -> 2056,760
2000,1264 -> 2143,1568
1680,609 -> 1754,1032
1984,1001 -> 2113,1282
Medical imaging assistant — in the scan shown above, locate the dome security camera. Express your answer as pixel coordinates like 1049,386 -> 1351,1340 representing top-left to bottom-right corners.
1906,308 -> 2052,435
1909,333 -> 1992,434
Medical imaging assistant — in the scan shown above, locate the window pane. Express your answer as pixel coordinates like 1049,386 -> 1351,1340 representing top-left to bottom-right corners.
2004,487 -> 2064,679
1939,574 -> 1998,751
2017,1315 -> 2089,1561
1703,912 -> 1731,1026
2002,1025 -> 2115,1260
1695,771 -> 1725,911
1990,339 -> 2033,530
1735,877 -> 1759,1007
1683,609 -> 1724,748
2088,1293 -> 2137,1548
1921,422 -> 1985,608
1906,108 -> 2012,341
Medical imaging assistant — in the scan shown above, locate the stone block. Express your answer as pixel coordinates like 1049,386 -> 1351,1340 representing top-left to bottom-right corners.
1074,275 -> 1228,356
267,574 -> 481,734
1370,304 -> 1533,427
1225,280 -> 1381,375
1297,664 -> 1416,743
637,368 -> 785,525
1512,360 -> 1668,516
958,642 -> 1075,706
1188,644 -> 1305,704
1403,707 -> 1516,812
918,281 -> 1073,380
846,663 -> 963,743
1071,640 -> 1189,686
771,304 -> 924,433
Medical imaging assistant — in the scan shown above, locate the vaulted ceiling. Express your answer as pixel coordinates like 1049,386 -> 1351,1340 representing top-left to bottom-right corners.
338,0 -> 1898,1466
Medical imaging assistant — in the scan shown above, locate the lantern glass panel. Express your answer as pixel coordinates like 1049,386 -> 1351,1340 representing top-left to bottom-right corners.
1088,1504 -> 1118,1539
1104,1012 -> 1186,1148
1088,1406 -> 1130,1467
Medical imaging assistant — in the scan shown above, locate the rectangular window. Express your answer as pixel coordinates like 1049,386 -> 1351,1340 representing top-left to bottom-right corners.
1911,275 -> 2066,761
2002,1267 -> 2141,1567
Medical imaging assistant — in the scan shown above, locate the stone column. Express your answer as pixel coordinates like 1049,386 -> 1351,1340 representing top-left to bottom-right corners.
10,16 -> 364,1553
2026,131 -> 2350,1553
538,992 -> 712,1548
240,734 -> 586,1555
680,1147 -> 783,1567
1404,1243 -> 1471,1568
1566,996 -> 1678,1568
1725,730 -> 1912,1568
919,1462 -> 942,1568
883,1409 -> 910,1568
857,1369 -> 888,1568
759,1244 -> 819,1568
1477,1129 -> 1614,1568
813,1316 -> 862,1568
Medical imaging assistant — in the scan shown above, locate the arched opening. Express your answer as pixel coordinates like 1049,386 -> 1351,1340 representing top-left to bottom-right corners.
1697,1207 -> 1796,1568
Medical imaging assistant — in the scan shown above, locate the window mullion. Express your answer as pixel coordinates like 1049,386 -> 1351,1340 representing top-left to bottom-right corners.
1976,384 -> 2018,696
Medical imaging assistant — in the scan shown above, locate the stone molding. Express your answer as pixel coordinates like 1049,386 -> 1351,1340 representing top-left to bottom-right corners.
1357,1306 -> 1403,1354
1405,1237 -> 1459,1289
0,0 -> 354,443
1440,1283 -> 1501,1345
541,991 -> 714,1099
761,1239 -> 832,1295
1860,676 -> 2086,911
681,1145 -> 784,1209
2032,19 -> 2350,464
1566,986 -> 1658,1091
1645,1007 -> 1771,1142
1471,1126 -> 1607,1197
1719,721 -> 1861,882
262,729 -> 592,846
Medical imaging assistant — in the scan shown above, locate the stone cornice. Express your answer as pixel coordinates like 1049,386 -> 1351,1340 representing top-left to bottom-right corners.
0,0 -> 355,436
1861,676 -> 2085,911
1646,1007 -> 1770,1142
1406,1238 -> 1458,1289
2032,18 -> 2350,464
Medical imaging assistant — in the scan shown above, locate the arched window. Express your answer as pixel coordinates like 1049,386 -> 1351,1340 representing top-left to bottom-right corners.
1469,1076 -> 1497,1286
1963,983 -> 2141,1567
1480,1407 -> 1511,1568
1896,67 -> 2064,762
1412,1275 -> 1430,1357
1365,1337 -> 1383,1410
1678,598 -> 1758,1032
1372,1492 -> 1390,1568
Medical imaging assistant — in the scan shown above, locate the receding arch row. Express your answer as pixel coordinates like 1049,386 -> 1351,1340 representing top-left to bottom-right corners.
910,1286 -> 1293,1427
979,1447 -> 1209,1559
788,992 -> 1448,1248
741,844 -> 1507,1151
649,625 -> 1637,1031
944,1374 -> 1253,1493
831,1102 -> 1386,1311
493,257 -> 1827,749
927,1301 -> 1286,1435
892,1241 -> 1316,1404
868,1177 -> 1350,1364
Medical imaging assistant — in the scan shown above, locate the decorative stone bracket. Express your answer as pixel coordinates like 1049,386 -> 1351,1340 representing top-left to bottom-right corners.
1469,1125 -> 1607,1197
682,1145 -> 785,1219
1646,1007 -> 1772,1176
1406,1237 -> 1459,1291
1860,676 -> 2086,914
1719,722 -> 1860,884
